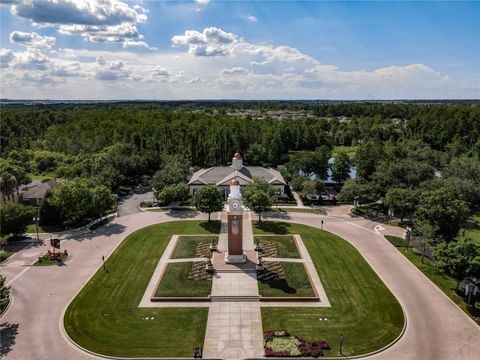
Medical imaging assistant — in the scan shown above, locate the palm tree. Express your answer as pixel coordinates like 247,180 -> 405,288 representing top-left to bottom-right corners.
0,170 -> 17,202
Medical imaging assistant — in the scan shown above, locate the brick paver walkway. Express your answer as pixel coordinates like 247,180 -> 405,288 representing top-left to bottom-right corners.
203,209 -> 264,359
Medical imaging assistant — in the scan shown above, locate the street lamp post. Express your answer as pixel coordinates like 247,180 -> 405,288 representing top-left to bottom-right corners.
339,334 -> 345,355
102,255 -> 109,273
33,215 -> 40,242
405,226 -> 412,249
33,199 -> 41,242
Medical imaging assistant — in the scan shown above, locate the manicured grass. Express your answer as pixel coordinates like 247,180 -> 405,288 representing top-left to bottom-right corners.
154,262 -> 212,297
64,220 -> 219,357
385,235 -> 479,324
171,235 -> 217,259
26,223 -> 64,233
256,235 -> 300,258
0,252 -> 14,263
276,207 -> 327,215
255,222 -> 404,357
258,262 -> 314,297
34,252 -> 68,266
28,173 -> 53,182
333,145 -> 357,159
458,214 -> 480,246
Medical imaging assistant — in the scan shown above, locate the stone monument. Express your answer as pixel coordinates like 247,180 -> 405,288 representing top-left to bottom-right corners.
225,177 -> 246,263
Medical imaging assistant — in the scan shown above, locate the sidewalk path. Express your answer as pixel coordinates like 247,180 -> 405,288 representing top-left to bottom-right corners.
203,210 -> 264,359
291,191 -> 305,207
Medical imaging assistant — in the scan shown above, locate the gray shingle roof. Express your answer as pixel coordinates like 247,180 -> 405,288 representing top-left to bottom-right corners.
188,165 -> 286,186
22,180 -> 58,200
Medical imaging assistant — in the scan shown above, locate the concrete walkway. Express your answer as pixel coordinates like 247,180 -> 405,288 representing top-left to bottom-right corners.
291,191 -> 306,207
203,210 -> 264,359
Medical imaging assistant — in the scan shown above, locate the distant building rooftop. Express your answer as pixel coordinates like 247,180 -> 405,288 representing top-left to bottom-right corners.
22,180 -> 58,202
188,153 -> 286,188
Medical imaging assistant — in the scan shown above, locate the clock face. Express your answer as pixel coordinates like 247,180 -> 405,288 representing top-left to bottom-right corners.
231,202 -> 239,210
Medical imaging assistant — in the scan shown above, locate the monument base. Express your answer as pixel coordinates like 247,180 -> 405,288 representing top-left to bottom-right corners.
224,252 -> 247,264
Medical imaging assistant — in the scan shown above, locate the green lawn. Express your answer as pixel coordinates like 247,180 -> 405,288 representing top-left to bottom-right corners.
26,223 -> 64,233
171,235 -> 217,259
255,222 -> 404,357
64,220 -> 220,357
459,214 -> 480,246
154,262 -> 212,297
385,235 -> 479,324
256,235 -> 300,258
0,251 -> 14,263
28,173 -> 54,182
332,145 -> 358,159
258,262 -> 315,297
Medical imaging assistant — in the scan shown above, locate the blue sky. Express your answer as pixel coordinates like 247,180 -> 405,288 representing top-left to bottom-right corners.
0,0 -> 478,99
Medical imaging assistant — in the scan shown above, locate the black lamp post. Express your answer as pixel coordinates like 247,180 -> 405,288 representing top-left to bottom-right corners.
339,334 -> 345,355
33,215 -> 40,242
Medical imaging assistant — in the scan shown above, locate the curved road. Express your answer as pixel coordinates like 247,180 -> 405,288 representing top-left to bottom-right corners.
1,209 -> 478,359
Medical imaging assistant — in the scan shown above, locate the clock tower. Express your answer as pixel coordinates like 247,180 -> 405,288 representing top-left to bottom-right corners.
225,177 -> 246,264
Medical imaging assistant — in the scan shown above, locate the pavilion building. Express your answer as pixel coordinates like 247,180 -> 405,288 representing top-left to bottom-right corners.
188,153 -> 287,199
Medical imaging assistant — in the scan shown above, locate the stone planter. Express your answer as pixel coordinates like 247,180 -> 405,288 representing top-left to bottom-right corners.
256,258 -> 264,271
206,262 -> 214,273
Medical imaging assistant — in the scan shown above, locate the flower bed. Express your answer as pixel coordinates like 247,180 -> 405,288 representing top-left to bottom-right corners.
195,242 -> 211,258
264,329 -> 330,357
35,251 -> 68,266
188,261 -> 213,281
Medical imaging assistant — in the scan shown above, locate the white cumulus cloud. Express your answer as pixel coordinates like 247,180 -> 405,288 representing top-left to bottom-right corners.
10,31 -> 56,49
194,0 -> 210,11
172,27 -> 238,56
95,55 -> 131,80
13,49 -> 50,71
0,49 -> 15,68
5,0 -> 152,49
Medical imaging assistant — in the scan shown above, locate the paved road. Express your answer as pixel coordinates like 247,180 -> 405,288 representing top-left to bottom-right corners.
117,190 -> 154,217
263,210 -> 479,360
1,209 -> 479,359
0,210 -> 207,360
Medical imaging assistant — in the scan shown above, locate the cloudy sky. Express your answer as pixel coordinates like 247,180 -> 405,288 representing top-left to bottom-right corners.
0,0 -> 478,100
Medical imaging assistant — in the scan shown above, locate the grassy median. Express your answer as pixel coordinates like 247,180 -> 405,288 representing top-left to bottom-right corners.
256,222 -> 404,357
64,220 -> 219,358
256,235 -> 300,258
154,262 -> 212,297
258,262 -> 315,297
171,235 -> 217,259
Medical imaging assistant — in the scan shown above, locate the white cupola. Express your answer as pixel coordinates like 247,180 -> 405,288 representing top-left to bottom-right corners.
232,152 -> 243,170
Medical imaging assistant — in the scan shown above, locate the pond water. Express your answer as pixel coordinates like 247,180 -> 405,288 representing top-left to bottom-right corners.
308,157 -> 356,183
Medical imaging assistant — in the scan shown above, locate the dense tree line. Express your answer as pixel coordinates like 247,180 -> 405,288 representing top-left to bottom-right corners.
2,103 -> 478,171
1,101 -> 479,298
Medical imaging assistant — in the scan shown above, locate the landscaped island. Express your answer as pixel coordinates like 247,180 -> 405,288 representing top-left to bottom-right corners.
64,219 -> 404,358
255,222 -> 404,357
63,220 -> 220,358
